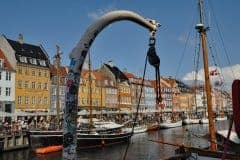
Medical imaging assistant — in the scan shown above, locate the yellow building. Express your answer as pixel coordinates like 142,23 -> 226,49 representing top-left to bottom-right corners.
0,35 -> 50,112
78,70 -> 106,110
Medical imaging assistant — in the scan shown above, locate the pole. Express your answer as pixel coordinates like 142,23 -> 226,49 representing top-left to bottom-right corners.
55,45 -> 61,129
196,0 -> 217,151
88,53 -> 93,130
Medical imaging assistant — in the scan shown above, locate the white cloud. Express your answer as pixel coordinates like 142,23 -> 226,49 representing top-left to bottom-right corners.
87,5 -> 116,20
182,64 -> 240,90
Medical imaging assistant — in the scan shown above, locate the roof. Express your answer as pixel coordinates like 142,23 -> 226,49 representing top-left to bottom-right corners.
0,49 -> 14,71
124,72 -> 136,79
81,69 -> 109,80
6,38 -> 50,67
50,65 -> 68,77
92,70 -> 110,80
104,63 -> 128,82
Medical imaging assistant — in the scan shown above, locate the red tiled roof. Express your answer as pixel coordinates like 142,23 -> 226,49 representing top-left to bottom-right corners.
124,72 -> 135,78
0,49 -> 14,71
81,69 -> 110,80
50,65 -> 68,76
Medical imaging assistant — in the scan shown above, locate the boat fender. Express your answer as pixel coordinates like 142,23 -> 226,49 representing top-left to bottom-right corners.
232,80 -> 240,138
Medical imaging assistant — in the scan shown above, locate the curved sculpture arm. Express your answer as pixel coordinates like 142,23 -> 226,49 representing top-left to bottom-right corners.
69,10 -> 160,73
63,10 -> 160,160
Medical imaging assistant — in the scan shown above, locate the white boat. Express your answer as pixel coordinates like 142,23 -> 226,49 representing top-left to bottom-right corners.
182,118 -> 192,125
200,117 -> 209,124
215,116 -> 227,121
182,118 -> 201,125
123,125 -> 147,134
159,120 -> 182,129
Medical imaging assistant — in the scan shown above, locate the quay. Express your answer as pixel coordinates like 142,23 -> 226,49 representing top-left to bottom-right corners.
0,133 -> 29,152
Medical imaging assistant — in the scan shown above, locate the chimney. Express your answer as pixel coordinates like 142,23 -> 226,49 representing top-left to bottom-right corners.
18,34 -> 24,44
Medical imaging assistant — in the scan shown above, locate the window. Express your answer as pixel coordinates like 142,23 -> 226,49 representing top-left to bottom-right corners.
104,80 -> 108,85
19,56 -> 27,63
60,87 -> 65,95
18,80 -> 22,88
44,83 -> 48,90
44,97 -> 48,105
32,69 -> 35,76
0,71 -> 1,80
0,59 -> 3,68
39,60 -> 46,66
18,66 -> 22,74
32,82 -> 35,89
25,96 -> 29,104
25,68 -> 29,75
32,96 -> 36,105
44,70 -> 48,77
5,87 -> 11,96
38,83 -> 41,89
30,58 -> 37,65
18,96 -> 22,104
38,97 -> 42,105
39,70 -> 41,77
25,81 -> 29,88
6,72 -> 11,81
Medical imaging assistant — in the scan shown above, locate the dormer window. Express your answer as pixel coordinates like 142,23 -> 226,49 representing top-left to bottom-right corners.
30,58 -> 37,65
19,56 -> 27,63
39,60 -> 46,66
104,80 -> 108,85
0,59 -> 3,68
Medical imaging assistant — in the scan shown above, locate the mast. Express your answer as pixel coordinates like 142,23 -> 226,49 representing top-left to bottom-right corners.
196,0 -> 217,151
88,52 -> 93,130
55,45 -> 61,129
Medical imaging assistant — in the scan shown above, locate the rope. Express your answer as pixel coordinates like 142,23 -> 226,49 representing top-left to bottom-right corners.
208,0 -> 236,79
122,50 -> 148,160
206,34 -> 227,91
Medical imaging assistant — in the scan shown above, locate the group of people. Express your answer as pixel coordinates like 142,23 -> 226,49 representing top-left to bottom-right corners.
0,120 -> 28,136
0,116 -> 61,136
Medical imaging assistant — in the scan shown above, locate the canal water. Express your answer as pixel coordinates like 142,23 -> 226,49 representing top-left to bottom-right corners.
0,121 -> 230,160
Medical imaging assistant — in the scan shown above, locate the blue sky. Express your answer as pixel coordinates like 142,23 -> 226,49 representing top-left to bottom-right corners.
1,0 -> 240,86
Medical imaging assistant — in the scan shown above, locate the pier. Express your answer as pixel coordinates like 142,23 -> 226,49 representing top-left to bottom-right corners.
0,133 -> 29,152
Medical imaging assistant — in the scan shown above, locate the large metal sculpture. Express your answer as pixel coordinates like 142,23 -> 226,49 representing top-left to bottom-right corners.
63,10 -> 160,160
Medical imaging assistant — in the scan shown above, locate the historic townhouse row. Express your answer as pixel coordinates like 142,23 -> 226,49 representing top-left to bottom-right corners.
0,34 -> 232,115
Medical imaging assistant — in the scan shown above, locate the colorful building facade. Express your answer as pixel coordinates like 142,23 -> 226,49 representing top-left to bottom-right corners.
0,35 -> 50,112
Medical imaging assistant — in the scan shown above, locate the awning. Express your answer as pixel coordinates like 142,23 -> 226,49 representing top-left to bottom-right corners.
0,111 -> 14,117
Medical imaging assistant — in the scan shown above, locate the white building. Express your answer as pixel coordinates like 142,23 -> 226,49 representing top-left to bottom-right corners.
0,49 -> 15,121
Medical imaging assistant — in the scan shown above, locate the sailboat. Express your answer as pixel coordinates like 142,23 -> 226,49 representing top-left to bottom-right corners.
182,95 -> 201,125
28,48 -> 132,149
159,79 -> 182,129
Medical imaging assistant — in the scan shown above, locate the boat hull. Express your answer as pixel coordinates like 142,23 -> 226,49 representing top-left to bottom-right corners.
159,120 -> 182,129
123,125 -> 147,134
28,130 -> 131,149
216,130 -> 240,154
200,118 -> 209,124
215,116 -> 227,121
